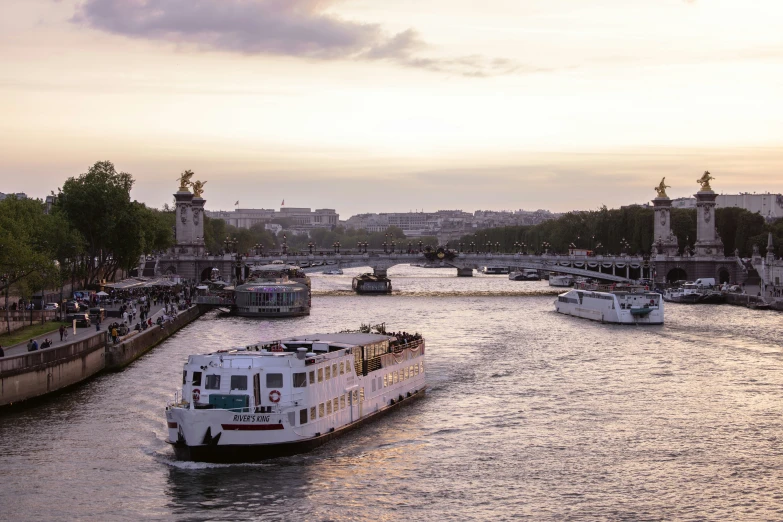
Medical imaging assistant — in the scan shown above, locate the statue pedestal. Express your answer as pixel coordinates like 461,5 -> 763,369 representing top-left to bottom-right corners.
694,189 -> 724,257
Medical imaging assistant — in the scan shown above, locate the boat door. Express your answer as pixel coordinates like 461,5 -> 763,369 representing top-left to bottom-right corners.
253,373 -> 261,413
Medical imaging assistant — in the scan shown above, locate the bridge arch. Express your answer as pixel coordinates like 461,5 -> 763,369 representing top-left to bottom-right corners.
717,267 -> 731,284
200,266 -> 222,282
666,267 -> 688,283
163,265 -> 177,275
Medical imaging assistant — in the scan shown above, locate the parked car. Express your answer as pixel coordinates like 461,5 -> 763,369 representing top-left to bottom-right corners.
44,303 -> 60,310
65,313 -> 91,327
88,307 -> 105,323
65,301 -> 81,313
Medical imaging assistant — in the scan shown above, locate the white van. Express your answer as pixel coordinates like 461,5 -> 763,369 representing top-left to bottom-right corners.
694,278 -> 716,287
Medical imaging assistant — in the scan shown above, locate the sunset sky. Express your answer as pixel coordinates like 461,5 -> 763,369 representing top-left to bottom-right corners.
1,0 -> 782,215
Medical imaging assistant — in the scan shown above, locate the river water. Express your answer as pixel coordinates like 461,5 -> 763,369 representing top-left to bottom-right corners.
2,266 -> 783,521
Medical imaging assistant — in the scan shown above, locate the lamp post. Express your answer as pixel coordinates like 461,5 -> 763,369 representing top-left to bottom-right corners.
408,241 -> 412,254
336,242 -> 341,254
390,240 -> 395,254
282,234 -> 288,255
495,242 -> 500,253
470,241 -> 475,253
459,242 -> 463,253
308,242 -> 314,255
418,240 -> 423,253
542,241 -> 551,254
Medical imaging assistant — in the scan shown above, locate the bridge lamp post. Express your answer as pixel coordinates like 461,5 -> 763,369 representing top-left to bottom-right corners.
308,242 -> 314,255
408,241 -> 412,254
282,234 -> 288,255
542,241 -> 551,254
521,242 -> 526,254
495,242 -> 500,253
418,240 -> 423,253
336,242 -> 341,254
470,242 -> 475,253
391,240 -> 395,253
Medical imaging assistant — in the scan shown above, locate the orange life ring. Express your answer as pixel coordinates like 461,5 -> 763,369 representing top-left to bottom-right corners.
192,388 -> 200,402
269,390 -> 281,403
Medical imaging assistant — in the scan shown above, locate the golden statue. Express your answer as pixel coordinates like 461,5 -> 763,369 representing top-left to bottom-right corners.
177,170 -> 195,192
654,177 -> 670,198
696,170 -> 714,191
192,180 -> 207,198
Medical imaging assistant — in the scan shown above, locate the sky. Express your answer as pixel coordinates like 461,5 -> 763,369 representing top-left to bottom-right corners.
1,0 -> 782,216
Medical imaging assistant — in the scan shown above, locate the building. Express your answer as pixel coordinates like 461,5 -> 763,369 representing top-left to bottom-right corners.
0,192 -> 28,201
205,207 -> 339,232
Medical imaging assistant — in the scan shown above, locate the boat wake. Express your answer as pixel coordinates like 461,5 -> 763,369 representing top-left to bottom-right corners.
312,290 -> 561,297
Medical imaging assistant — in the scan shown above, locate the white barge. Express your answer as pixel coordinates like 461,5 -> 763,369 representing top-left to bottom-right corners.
555,283 -> 664,324
165,331 -> 426,462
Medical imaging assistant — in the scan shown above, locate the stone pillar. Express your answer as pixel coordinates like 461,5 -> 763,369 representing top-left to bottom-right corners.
174,190 -> 194,251
652,196 -> 679,256
191,197 -> 206,255
694,189 -> 724,257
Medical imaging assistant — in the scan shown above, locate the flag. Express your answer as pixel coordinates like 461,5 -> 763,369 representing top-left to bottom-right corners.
235,201 -> 239,206
281,199 -> 285,206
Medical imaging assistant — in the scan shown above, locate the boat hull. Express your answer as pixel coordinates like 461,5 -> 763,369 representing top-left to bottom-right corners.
169,387 -> 427,463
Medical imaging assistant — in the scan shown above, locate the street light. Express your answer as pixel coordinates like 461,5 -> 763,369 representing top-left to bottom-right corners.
542,241 -> 551,254
282,234 -> 288,255
308,242 -> 314,255
418,240 -> 423,253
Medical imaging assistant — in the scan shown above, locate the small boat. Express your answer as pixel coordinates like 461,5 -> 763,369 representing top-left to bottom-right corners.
549,275 -> 574,287
165,328 -> 426,462
352,273 -> 392,294
481,266 -> 509,275
322,268 -> 344,275
555,283 -> 664,324
509,269 -> 540,281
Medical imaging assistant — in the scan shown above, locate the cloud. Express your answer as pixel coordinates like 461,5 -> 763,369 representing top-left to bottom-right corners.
72,0 -> 519,76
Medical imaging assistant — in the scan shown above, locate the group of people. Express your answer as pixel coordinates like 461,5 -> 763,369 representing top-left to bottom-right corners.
26,338 -> 53,351
391,331 -> 423,347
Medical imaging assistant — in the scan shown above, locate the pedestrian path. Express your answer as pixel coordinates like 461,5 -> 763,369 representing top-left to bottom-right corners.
1,302 -> 173,358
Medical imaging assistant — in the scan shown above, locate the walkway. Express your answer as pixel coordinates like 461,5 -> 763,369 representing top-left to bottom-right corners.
1,301 -> 176,358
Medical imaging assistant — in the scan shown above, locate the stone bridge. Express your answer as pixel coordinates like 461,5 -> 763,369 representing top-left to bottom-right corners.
156,252 -> 659,284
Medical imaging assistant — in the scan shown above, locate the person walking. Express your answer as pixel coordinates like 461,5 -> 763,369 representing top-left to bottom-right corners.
59,324 -> 65,342
111,326 -> 118,344
0,345 -> 5,357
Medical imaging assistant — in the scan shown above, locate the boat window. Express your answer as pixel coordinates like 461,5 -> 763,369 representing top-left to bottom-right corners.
333,397 -> 338,412
384,374 -> 388,387
340,395 -> 346,409
231,375 -> 248,391
318,368 -> 323,382
360,388 -> 365,402
332,363 -> 337,377
309,371 -> 315,385
319,403 -> 324,418
299,409 -> 308,425
182,371 -> 187,385
339,362 -> 344,375
205,375 -> 221,390
192,371 -> 202,386
378,376 -> 382,389
372,379 -> 376,392
253,374 -> 261,409
266,373 -> 283,388
293,372 -> 307,388
310,406 -> 316,421
326,400 -> 332,415
353,390 -> 358,402
325,365 -> 331,380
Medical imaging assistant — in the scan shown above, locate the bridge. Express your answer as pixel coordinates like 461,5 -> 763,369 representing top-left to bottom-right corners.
155,251 -> 654,285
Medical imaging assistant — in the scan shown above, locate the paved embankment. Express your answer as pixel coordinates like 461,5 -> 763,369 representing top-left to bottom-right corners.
0,305 -> 208,408
105,305 -> 204,370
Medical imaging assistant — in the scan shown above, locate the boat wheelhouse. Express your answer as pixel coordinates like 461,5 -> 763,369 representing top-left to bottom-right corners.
555,283 -> 664,324
165,330 -> 426,462
352,273 -> 392,294
234,264 -> 311,317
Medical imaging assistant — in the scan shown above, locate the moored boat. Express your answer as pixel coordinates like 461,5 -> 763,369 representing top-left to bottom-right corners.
481,266 -> 509,275
233,264 -> 311,317
509,269 -> 541,281
165,329 -> 426,462
549,275 -> 574,287
554,283 -> 664,324
322,268 -> 344,275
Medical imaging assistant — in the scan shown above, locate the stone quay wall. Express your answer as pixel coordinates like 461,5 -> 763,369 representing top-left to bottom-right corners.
104,305 -> 205,371
0,331 -> 107,407
1,306 -> 207,409
2,310 -> 58,334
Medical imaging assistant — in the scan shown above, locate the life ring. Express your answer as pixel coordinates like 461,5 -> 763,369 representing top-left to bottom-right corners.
192,388 -> 200,402
269,390 -> 281,403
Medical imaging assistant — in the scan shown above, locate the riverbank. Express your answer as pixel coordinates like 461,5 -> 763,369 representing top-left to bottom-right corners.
0,305 -> 208,409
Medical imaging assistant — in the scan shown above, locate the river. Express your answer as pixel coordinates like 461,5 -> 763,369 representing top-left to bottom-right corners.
2,265 -> 782,521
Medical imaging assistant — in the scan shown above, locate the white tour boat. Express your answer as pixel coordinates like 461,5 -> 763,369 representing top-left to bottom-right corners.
509,268 -> 540,281
554,283 -> 664,324
549,274 -> 574,287
322,268 -> 344,275
481,266 -> 509,275
165,330 -> 426,462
